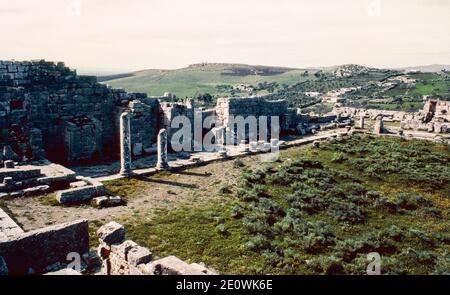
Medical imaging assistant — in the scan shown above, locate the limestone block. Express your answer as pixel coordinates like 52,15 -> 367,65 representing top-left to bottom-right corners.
97,222 -> 125,245
92,196 -> 109,208
128,246 -> 152,266
56,186 -> 97,204
110,240 -> 138,260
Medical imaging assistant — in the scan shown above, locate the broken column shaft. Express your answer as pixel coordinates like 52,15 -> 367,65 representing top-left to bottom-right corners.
157,129 -> 169,170
119,112 -> 133,177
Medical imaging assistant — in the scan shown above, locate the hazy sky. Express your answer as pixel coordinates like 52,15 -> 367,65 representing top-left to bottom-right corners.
1,0 -> 449,74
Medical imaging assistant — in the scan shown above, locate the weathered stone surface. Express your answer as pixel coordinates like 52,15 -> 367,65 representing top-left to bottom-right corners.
56,186 -> 97,204
149,256 -> 211,275
44,268 -> 81,275
156,129 -> 169,169
0,219 -> 89,275
119,112 -> 133,177
128,246 -> 152,266
0,60 -> 159,163
0,208 -> 24,241
97,221 -> 125,245
92,196 -> 109,208
0,167 -> 41,182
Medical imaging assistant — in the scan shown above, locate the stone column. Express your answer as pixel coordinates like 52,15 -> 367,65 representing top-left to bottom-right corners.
157,129 -> 169,170
119,112 -> 133,177
359,113 -> 365,129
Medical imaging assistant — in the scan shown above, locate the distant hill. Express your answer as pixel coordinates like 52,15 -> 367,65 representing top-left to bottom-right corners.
100,63 -> 314,97
99,62 -> 449,98
394,64 -> 450,73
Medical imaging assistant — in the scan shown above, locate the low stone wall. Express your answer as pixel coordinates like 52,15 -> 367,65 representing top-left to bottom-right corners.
0,219 -> 89,274
97,222 -> 216,275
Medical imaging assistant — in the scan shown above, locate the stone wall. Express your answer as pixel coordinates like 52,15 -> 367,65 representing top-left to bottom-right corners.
0,219 -> 89,274
97,222 -> 216,275
215,97 -> 289,142
0,60 -> 154,164
334,101 -> 449,134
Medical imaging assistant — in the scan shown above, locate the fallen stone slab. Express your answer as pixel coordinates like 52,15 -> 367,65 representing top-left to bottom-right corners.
56,186 -> 97,204
92,196 -> 124,209
0,167 -> 41,182
69,180 -> 88,188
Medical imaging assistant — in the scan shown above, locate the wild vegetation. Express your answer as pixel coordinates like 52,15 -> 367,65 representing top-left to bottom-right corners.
122,135 -> 450,274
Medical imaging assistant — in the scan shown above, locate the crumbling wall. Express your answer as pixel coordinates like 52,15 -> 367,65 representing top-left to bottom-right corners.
0,60 -> 153,164
97,222 -> 216,275
0,219 -> 89,274
215,97 -> 289,141
160,102 -> 195,150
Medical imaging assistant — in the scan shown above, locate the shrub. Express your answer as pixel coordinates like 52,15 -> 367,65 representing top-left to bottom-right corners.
231,204 -> 245,219
215,224 -> 228,235
331,152 -> 348,163
246,235 -> 270,252
329,201 -> 365,224
218,184 -> 232,195
409,229 -> 435,247
233,158 -> 245,168
308,256 -> 345,275
395,193 -> 433,210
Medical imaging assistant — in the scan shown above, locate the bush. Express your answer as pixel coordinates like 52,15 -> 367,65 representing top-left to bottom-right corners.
331,152 -> 348,163
246,235 -> 270,252
215,224 -> 228,235
395,193 -> 433,210
329,201 -> 365,224
308,256 -> 345,275
233,158 -> 245,168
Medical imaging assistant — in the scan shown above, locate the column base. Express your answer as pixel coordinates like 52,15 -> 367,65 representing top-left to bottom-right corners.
119,169 -> 134,177
156,162 -> 169,170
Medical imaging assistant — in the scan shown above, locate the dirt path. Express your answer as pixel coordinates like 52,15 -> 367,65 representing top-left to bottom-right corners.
5,153 -> 266,231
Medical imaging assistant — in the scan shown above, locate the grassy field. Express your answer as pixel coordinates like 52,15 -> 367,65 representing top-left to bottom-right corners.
110,135 -> 449,274
385,72 -> 450,97
102,63 -> 315,98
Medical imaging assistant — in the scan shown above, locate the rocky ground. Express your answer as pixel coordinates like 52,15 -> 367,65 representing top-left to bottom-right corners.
3,150 -> 268,232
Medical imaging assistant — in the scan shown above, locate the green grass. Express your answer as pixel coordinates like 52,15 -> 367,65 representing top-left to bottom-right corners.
103,64 -> 312,98
114,136 -> 449,274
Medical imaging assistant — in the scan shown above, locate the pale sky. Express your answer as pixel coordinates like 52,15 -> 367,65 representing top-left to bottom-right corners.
1,0 -> 449,74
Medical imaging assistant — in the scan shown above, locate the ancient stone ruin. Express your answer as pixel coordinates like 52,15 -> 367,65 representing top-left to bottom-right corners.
1,60 -> 448,275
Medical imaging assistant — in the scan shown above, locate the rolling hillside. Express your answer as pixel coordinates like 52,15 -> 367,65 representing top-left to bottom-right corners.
101,63 -> 316,98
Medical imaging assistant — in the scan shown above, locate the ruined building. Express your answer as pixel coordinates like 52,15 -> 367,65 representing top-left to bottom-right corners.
0,60 -> 161,164
1,60 -> 335,167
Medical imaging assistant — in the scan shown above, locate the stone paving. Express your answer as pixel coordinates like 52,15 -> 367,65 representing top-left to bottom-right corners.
0,209 -> 24,242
